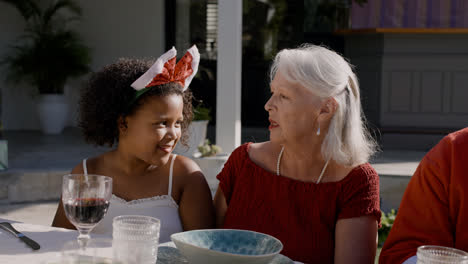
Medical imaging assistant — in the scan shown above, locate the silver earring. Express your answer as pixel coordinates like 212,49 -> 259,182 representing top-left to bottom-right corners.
316,124 -> 320,136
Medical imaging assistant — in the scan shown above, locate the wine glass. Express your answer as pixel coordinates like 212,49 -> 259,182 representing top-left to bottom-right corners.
62,174 -> 112,250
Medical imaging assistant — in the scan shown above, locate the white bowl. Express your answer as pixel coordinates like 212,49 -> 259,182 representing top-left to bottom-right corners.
171,229 -> 283,264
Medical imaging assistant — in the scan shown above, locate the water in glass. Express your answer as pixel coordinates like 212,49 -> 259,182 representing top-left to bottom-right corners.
112,215 -> 160,264
417,245 -> 468,264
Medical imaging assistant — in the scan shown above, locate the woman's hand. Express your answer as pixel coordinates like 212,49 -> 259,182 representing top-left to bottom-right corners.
334,216 -> 378,264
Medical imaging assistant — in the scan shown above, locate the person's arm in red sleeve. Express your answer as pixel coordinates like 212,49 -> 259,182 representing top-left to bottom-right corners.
213,144 -> 247,227
379,137 -> 453,264
335,164 -> 381,264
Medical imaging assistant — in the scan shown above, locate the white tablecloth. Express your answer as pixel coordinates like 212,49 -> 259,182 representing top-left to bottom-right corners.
0,218 -> 303,264
0,218 -> 82,263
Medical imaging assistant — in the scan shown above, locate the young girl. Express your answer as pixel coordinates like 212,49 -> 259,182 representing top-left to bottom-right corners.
52,46 -> 215,242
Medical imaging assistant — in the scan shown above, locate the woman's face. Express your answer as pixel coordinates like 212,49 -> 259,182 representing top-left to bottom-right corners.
121,94 -> 184,165
265,70 -> 322,145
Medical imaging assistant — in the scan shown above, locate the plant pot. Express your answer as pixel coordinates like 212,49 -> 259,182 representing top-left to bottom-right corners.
37,94 -> 69,134
193,154 -> 229,194
174,120 -> 209,157
0,140 -> 7,170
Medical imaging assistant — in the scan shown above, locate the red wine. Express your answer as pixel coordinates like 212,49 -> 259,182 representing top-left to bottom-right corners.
64,198 -> 109,225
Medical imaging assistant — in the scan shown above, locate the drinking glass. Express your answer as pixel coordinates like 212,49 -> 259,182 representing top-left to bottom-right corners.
62,174 -> 112,250
417,245 -> 468,264
112,215 -> 161,264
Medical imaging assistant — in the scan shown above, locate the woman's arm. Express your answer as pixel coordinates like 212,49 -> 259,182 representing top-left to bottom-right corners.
178,157 -> 215,230
334,216 -> 378,264
213,187 -> 228,227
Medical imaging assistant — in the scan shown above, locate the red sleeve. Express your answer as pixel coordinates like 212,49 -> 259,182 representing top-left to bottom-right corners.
338,163 -> 381,226
379,137 -> 453,264
216,143 -> 249,205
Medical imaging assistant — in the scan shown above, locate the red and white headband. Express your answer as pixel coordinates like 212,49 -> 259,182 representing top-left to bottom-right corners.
131,45 -> 200,91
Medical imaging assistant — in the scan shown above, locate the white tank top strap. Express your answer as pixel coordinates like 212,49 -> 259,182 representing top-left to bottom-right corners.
82,158 -> 88,175
168,154 -> 177,196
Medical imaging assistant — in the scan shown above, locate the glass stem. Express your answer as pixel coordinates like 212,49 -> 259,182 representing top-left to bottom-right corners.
77,228 -> 92,250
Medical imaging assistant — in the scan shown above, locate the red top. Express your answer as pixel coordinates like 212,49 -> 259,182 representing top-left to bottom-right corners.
379,128 -> 468,264
217,143 -> 381,264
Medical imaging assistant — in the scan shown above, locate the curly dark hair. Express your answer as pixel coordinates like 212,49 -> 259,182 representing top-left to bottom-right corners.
79,58 -> 193,147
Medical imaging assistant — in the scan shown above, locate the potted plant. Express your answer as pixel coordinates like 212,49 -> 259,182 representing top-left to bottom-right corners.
174,103 -> 212,157
197,139 -> 222,158
378,209 -> 397,248
0,0 -> 91,134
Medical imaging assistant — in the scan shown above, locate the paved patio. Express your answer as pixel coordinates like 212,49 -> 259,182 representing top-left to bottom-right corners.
0,126 -> 431,226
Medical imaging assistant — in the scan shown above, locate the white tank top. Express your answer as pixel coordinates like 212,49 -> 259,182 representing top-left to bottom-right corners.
85,154 -> 184,243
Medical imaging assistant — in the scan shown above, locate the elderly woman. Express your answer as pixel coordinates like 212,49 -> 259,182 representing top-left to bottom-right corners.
213,45 -> 381,263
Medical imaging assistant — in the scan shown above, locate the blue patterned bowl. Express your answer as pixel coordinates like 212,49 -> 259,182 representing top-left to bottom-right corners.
171,229 -> 283,264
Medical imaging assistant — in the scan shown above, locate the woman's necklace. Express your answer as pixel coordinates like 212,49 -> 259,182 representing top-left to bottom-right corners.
276,146 -> 330,184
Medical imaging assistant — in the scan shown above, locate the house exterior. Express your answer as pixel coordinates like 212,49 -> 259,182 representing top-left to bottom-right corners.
1,0 -> 467,152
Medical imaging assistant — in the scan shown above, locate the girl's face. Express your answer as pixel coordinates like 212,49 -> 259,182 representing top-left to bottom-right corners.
121,94 -> 184,165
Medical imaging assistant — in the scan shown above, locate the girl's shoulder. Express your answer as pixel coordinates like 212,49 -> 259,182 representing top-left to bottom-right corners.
70,153 -> 110,174
172,155 -> 209,192
173,154 -> 201,175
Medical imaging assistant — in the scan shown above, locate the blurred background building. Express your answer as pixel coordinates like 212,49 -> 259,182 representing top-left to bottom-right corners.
1,0 -> 467,151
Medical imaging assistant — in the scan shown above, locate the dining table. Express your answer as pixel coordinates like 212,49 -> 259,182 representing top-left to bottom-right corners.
0,217 -> 303,264
0,217 -> 90,263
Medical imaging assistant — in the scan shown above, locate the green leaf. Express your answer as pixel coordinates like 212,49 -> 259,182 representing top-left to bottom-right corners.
193,105 -> 211,121
197,139 -> 222,157
378,209 -> 398,247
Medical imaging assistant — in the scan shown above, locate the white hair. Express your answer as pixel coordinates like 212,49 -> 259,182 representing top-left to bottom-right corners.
270,44 -> 377,167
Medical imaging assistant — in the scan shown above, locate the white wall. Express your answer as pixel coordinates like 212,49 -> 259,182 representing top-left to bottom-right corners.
0,0 -> 165,130
0,2 -> 38,130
